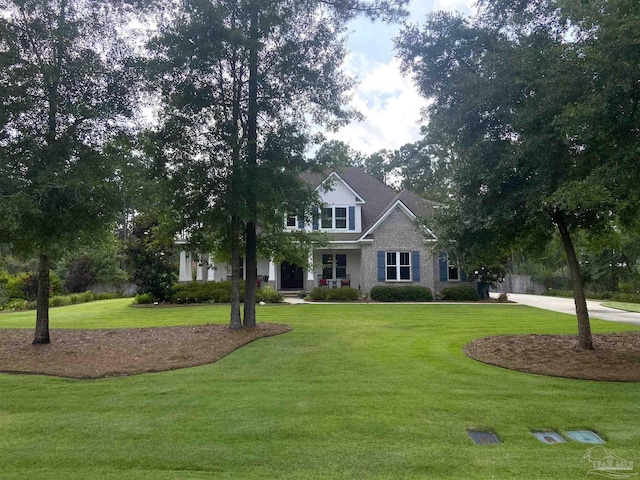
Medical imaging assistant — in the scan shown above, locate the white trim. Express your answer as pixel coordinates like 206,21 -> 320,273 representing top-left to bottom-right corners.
315,172 -> 365,204
320,205 -> 350,231
358,200 -> 438,242
385,250 -> 412,282
358,201 -> 410,239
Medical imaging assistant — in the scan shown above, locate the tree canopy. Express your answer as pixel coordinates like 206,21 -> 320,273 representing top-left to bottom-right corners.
143,0 -> 407,328
396,0 -> 640,349
0,0 -> 138,343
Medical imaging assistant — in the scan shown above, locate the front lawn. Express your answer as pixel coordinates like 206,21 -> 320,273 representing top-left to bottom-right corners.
0,300 -> 639,479
602,301 -> 640,313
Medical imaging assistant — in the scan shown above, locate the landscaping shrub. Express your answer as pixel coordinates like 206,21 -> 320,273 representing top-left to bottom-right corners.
308,287 -> 329,301
370,285 -> 433,302
542,289 -> 612,300
50,296 -> 72,308
6,273 -> 28,300
4,299 -> 29,311
307,287 -> 359,302
611,292 -> 640,304
440,285 -> 478,301
134,293 -> 154,304
63,257 -> 95,293
126,213 -> 177,302
256,286 -> 284,303
169,281 -> 244,304
497,293 -> 509,302
0,283 -> 7,307
3,271 -> 64,300
326,287 -> 359,301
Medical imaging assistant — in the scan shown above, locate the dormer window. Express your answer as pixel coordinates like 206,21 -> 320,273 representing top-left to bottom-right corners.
321,206 -> 348,230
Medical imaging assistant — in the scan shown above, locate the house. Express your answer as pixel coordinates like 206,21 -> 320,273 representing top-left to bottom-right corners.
177,167 -> 464,294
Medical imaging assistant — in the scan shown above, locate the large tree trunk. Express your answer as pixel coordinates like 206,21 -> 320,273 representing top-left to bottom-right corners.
229,216 -> 243,330
554,213 -> 593,350
33,253 -> 51,344
243,6 -> 259,329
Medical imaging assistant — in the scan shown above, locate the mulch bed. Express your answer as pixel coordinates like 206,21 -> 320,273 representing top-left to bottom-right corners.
464,332 -> 640,382
0,323 -> 291,379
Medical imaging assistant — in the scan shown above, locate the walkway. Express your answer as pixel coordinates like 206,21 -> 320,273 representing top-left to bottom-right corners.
501,293 -> 640,326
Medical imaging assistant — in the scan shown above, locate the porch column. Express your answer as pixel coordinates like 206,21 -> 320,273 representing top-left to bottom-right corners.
196,256 -> 208,282
179,251 -> 192,282
268,260 -> 276,289
307,252 -> 314,281
207,256 -> 215,281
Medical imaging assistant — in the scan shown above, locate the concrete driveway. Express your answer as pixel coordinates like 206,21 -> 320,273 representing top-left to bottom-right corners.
501,293 -> 640,326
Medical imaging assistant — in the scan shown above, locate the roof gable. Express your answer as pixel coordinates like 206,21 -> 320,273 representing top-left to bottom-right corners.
301,167 -> 435,236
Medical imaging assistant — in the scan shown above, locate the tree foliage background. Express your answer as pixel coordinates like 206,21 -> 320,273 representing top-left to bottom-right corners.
396,0 -> 640,348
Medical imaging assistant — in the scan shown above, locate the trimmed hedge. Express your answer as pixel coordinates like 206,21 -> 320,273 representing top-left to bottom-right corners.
169,281 -> 239,304
168,281 -> 283,304
440,285 -> 479,301
1,291 -> 121,311
370,285 -> 433,302
542,289 -> 613,300
610,293 -> 640,304
308,287 -> 360,302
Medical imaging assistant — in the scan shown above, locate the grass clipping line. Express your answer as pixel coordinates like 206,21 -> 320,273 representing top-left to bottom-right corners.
464,332 -> 640,382
0,323 -> 291,379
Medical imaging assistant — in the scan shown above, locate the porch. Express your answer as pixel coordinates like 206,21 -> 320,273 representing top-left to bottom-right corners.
312,249 -> 361,290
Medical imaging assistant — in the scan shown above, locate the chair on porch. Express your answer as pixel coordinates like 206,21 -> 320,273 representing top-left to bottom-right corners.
340,275 -> 351,287
318,276 -> 329,287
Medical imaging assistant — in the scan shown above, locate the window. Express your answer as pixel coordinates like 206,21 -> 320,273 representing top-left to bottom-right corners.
226,257 -> 245,279
335,207 -> 347,229
322,253 -> 347,279
448,262 -> 459,281
320,206 -> 348,230
286,214 -> 297,228
386,251 -> 411,281
321,208 -> 333,229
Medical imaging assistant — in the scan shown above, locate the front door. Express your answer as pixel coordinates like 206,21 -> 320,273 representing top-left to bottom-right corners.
280,262 -> 304,290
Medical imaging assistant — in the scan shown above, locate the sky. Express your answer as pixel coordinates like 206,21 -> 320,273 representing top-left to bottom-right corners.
326,0 -> 476,155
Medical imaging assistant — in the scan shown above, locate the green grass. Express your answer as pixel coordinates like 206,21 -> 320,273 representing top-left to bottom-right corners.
601,301 -> 640,313
1,299 -> 640,479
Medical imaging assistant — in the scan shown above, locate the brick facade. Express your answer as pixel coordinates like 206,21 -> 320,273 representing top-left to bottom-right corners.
360,207 -> 435,294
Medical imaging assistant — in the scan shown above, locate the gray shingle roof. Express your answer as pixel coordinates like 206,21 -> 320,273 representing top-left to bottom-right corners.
302,167 -> 435,239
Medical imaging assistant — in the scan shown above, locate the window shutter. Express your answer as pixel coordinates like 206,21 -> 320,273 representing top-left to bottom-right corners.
348,206 -> 355,230
297,210 -> 304,229
411,251 -> 420,282
439,252 -> 448,282
461,268 -> 467,281
377,251 -> 385,282
312,207 -> 319,231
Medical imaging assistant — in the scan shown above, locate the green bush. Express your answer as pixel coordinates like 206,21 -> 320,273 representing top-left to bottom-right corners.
610,292 -> 640,304
169,281 -> 245,304
370,285 -> 433,302
307,287 -> 360,302
4,299 -> 29,311
542,289 -> 612,300
0,283 -> 7,307
134,293 -> 154,304
326,287 -> 360,301
6,274 -> 28,300
50,296 -> 72,308
441,285 -> 478,301
2,270 -> 64,300
308,287 -> 329,301
256,286 -> 284,303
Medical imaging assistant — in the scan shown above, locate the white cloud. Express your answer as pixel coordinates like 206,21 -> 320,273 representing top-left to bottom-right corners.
325,0 -> 476,156
327,56 -> 428,155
